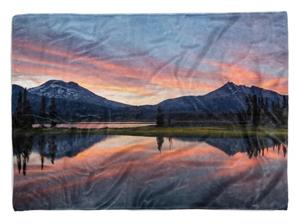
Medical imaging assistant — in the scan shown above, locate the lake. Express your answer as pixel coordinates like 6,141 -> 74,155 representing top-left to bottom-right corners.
13,131 -> 288,210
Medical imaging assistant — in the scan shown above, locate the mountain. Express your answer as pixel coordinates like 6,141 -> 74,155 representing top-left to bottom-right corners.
12,80 -> 134,122
29,80 -> 129,109
157,81 -> 284,114
12,80 -> 288,123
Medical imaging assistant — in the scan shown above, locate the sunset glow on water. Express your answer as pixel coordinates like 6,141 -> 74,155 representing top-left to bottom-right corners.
13,134 -> 287,210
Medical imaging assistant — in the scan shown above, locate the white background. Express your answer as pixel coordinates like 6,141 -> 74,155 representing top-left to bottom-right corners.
0,0 -> 299,223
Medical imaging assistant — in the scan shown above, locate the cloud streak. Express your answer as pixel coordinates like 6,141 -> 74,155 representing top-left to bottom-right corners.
12,14 -> 288,105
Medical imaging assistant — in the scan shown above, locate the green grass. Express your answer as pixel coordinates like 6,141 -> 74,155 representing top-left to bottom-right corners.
13,125 -> 287,138
104,126 -> 287,137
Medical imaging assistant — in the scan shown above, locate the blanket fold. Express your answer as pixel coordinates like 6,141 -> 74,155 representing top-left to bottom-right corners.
12,12 -> 288,210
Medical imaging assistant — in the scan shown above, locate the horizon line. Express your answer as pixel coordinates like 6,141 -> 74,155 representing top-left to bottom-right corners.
12,79 -> 288,107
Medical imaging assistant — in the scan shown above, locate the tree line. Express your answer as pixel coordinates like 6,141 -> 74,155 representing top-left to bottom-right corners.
12,89 -> 58,129
12,89 -> 288,129
156,94 -> 288,127
239,94 -> 288,127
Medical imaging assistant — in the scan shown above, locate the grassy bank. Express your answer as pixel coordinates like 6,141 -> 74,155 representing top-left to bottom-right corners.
13,125 -> 288,138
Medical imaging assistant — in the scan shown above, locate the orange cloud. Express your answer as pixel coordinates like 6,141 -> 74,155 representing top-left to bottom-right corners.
12,40 -> 288,106
207,61 -> 288,94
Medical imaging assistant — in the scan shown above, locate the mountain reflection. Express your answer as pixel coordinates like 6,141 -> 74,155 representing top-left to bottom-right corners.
13,134 -> 288,210
13,132 -> 287,176
13,132 -> 107,175
175,135 -> 288,158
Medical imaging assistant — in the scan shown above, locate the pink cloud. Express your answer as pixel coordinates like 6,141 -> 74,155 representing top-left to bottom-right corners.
12,40 -> 287,106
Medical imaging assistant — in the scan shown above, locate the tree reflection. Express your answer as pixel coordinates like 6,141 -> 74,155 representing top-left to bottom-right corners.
38,134 -> 46,170
156,136 -> 164,152
13,134 -> 33,176
245,135 -> 288,159
168,137 -> 173,150
49,136 -> 57,164
175,134 -> 288,159
13,131 -> 107,175
13,134 -> 58,174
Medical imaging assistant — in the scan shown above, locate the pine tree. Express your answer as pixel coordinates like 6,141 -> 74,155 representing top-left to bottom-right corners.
49,97 -> 57,127
271,99 -> 281,126
252,95 -> 260,127
282,95 -> 288,126
245,96 -> 252,123
237,111 -> 245,126
13,89 -> 33,129
39,96 -> 46,127
156,106 -> 164,127
283,95 -> 288,108
22,89 -> 33,128
13,92 -> 23,128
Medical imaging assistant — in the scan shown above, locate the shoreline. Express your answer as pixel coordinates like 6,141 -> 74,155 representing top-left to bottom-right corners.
13,125 -> 288,138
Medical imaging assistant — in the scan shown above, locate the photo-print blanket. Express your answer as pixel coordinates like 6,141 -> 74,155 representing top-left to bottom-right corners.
12,13 -> 288,210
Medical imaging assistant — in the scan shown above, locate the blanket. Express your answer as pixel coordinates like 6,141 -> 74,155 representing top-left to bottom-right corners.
12,13 -> 288,210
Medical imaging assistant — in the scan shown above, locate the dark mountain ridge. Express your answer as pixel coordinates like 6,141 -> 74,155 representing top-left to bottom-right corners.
29,80 -> 129,109
158,81 -> 285,113
12,80 -> 288,124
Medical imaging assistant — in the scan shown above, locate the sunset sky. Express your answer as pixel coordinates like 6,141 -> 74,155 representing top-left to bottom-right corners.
12,13 -> 288,105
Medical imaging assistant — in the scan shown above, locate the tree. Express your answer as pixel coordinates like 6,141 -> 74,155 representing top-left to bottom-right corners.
22,88 -> 33,128
156,106 -> 164,127
245,96 -> 252,123
49,97 -> 57,127
39,96 -> 46,127
283,95 -> 288,108
167,112 -> 172,126
281,95 -> 288,126
252,95 -> 260,127
237,111 -> 245,126
103,108 -> 111,121
270,100 -> 281,126
13,92 -> 23,128
12,89 -> 33,129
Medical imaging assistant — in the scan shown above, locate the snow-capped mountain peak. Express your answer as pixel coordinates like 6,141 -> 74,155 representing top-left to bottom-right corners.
28,80 -> 128,108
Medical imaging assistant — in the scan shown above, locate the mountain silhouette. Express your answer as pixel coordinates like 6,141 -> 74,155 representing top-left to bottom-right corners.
158,81 -> 285,114
12,80 -> 288,123
29,80 -> 129,109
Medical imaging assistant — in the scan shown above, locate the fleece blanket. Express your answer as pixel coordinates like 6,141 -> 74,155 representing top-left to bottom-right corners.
12,13 -> 288,210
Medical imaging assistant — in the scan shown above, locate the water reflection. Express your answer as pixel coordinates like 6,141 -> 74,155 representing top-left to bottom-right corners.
13,132 -> 287,176
49,136 -> 57,164
13,132 -> 288,210
175,135 -> 288,159
156,136 -> 164,152
13,135 -> 32,176
13,132 -> 107,175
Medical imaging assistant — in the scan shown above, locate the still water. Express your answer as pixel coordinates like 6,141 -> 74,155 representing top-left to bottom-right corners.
13,132 -> 288,210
